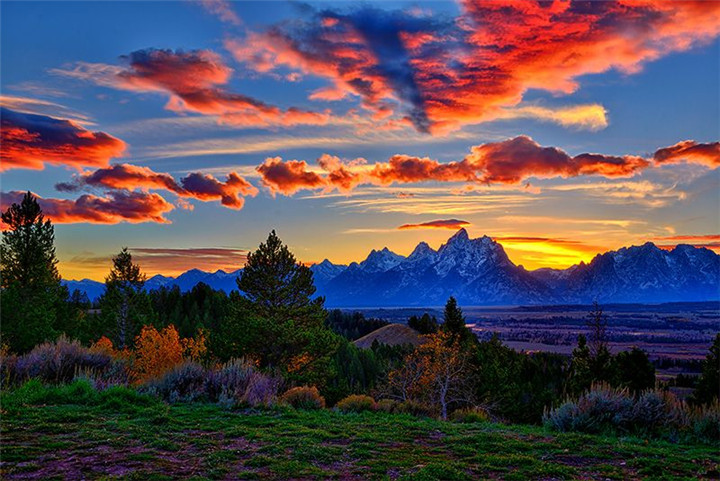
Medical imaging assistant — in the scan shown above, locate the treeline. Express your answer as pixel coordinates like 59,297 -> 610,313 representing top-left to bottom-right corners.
1,192 -> 719,426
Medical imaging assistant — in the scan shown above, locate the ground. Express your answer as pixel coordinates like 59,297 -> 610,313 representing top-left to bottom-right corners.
2,390 -> 718,481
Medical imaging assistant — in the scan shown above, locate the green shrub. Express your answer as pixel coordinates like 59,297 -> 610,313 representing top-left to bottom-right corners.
544,383 -> 634,435
450,406 -> 490,423
100,385 -> 158,411
393,399 -> 435,417
336,394 -> 376,413
280,386 -> 325,410
691,401 -> 720,443
375,399 -> 398,413
4,379 -> 98,409
630,390 -> 683,436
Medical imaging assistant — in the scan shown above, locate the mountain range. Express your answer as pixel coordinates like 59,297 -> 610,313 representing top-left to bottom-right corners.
64,229 -> 720,306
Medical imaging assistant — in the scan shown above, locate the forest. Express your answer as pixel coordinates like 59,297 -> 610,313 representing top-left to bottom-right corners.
2,192 -> 719,439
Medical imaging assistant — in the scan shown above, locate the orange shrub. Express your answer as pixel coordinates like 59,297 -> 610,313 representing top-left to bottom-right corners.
90,336 -> 115,356
181,328 -> 208,361
132,325 -> 183,384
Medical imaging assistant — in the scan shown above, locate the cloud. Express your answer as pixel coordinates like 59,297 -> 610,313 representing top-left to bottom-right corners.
229,1 -> 720,133
55,163 -> 258,209
130,247 -> 248,275
650,234 -> 720,252
256,157 -> 326,196
398,219 -> 470,230
464,136 -> 650,184
0,107 -> 125,171
198,0 -> 242,26
53,49 -> 330,128
256,135 -> 660,196
653,140 -> 720,168
0,190 -> 174,224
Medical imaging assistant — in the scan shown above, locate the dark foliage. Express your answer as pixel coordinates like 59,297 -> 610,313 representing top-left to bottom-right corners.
326,309 -> 389,340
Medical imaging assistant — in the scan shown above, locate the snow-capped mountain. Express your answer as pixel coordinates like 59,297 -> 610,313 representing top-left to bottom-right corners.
63,229 -> 720,306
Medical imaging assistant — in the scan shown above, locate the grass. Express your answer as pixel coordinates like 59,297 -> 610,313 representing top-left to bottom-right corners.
1,381 -> 718,480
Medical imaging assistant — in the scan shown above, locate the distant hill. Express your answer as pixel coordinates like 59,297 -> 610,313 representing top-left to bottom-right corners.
353,324 -> 424,349
63,230 -> 720,305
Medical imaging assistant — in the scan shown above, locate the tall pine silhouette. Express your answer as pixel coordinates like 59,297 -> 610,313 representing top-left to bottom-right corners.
0,192 -> 68,352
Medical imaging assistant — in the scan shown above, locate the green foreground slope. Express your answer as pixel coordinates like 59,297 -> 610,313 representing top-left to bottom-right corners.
1,387 -> 718,480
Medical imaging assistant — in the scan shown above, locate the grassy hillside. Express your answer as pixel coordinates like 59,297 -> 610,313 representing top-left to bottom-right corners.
2,385 -> 718,480
354,323 -> 424,349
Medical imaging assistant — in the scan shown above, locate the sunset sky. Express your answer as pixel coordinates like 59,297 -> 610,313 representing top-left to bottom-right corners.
1,0 -> 719,281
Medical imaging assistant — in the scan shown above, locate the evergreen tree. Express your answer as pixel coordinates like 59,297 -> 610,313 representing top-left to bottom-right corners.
0,192 -> 70,352
223,231 -> 338,386
408,312 -> 438,334
98,247 -> 150,348
441,296 -> 474,344
567,334 -> 593,396
611,347 -> 655,394
691,333 -> 720,406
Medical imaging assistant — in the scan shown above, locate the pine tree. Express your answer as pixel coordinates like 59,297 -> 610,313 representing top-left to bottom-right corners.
99,247 -> 150,348
441,296 -> 474,344
221,230 -> 337,386
0,192 -> 69,352
691,333 -> 720,406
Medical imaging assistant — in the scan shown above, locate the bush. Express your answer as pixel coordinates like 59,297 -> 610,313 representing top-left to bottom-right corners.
74,359 -> 131,391
4,379 -> 99,409
139,358 -> 281,408
393,399 -> 435,417
450,406 -> 490,423
11,337 -> 113,384
691,401 -> 720,443
208,358 -> 281,407
280,386 -> 325,410
141,361 -> 208,403
630,390 -> 683,436
375,399 -> 398,413
336,394 -> 376,413
544,383 -> 634,435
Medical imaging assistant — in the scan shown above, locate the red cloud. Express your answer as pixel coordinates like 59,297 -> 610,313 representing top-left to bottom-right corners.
56,163 -> 257,209
256,157 -> 326,196
255,136 -> 717,196
57,49 -> 330,128
1,107 -> 126,171
229,1 -> 720,133
464,136 -> 649,184
398,219 -> 470,230
1,190 -> 174,225
653,140 -> 720,168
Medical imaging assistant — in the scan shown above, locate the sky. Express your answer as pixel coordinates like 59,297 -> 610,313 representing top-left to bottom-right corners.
1,0 -> 719,281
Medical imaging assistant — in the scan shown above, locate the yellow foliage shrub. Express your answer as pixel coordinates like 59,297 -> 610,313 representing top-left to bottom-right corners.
132,325 -> 183,384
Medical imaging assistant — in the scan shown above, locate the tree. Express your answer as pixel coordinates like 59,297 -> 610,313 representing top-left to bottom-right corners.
0,192 -> 70,352
441,297 -> 475,344
612,347 -> 655,394
387,330 -> 475,419
691,333 -> 720,406
585,301 -> 613,382
98,248 -> 150,348
224,231 -> 338,386
408,313 -> 438,334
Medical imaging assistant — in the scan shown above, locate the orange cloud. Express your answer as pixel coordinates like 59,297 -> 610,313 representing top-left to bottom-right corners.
653,140 -> 720,168
1,107 -> 125,171
54,49 -> 330,128
650,234 -> 720,254
256,157 -> 326,196
229,1 -> 720,133
56,163 -> 258,209
465,136 -> 649,184
256,135 -> 662,196
130,247 -> 247,275
398,219 -> 470,230
1,190 -> 174,225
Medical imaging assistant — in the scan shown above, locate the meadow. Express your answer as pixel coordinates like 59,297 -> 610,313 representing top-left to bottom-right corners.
2,381 -> 719,480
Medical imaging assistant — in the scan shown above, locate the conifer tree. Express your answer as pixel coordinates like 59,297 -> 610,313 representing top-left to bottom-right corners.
0,192 -> 69,352
441,296 -> 474,344
220,230 -> 337,385
99,247 -> 150,348
691,333 -> 720,406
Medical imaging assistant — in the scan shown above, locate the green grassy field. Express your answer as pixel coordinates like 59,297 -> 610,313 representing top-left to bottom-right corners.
1,384 -> 718,480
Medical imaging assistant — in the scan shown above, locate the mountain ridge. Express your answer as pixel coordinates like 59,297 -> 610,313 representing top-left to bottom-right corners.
63,229 -> 720,305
